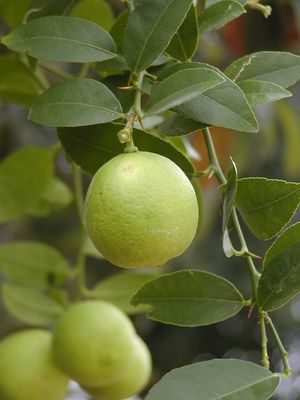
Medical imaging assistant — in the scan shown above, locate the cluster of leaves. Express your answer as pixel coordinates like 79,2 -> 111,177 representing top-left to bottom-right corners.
1,0 -> 300,399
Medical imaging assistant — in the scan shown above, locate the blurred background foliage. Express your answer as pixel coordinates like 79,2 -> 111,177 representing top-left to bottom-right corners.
0,0 -> 300,399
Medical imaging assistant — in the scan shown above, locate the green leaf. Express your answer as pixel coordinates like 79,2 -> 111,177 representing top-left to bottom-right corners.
225,51 -> 300,89
220,158 -> 238,233
166,5 -> 199,61
58,123 -> 195,177
131,270 -> 244,327
71,0 -> 114,30
1,16 -> 118,63
28,79 -> 124,127
160,62 -> 258,133
258,222 -> 300,311
158,113 -> 207,136
26,0 -> 73,19
145,67 -> 224,115
33,177 -> 73,216
91,272 -> 158,314
0,241 -> 70,288
145,359 -> 280,400
235,178 -> 300,240
0,56 -> 43,106
0,147 -> 54,223
109,11 -> 128,51
238,80 -> 291,106
1,283 -> 64,326
123,0 -> 193,72
198,0 -> 246,35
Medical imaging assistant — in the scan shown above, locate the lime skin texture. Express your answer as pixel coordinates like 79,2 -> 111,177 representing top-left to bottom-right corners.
52,300 -> 136,388
85,151 -> 199,268
84,335 -> 152,400
0,329 -> 68,400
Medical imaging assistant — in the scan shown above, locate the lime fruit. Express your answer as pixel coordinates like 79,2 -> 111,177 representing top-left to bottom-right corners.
85,151 -> 199,268
52,300 -> 136,387
85,336 -> 152,400
0,329 -> 68,400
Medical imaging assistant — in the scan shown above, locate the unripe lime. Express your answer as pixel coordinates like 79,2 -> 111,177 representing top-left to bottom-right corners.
0,329 -> 68,400
84,336 -> 152,400
52,300 -> 136,387
85,151 -> 199,268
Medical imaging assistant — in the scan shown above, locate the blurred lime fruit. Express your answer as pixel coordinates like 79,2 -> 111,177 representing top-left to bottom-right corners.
85,336 -> 152,400
0,329 -> 68,400
52,301 -> 136,387
85,151 -> 199,268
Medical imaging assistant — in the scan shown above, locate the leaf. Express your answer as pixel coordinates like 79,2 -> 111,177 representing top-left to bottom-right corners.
225,51 -> 300,89
1,283 -> 64,326
26,0 -> 73,19
91,272 -> 158,314
235,178 -> 300,240
1,16 -> 118,63
158,113 -> 207,136
0,147 -> 54,223
145,67 -> 224,115
166,5 -> 199,61
32,177 -> 73,216
220,158 -> 238,233
159,62 -> 258,133
198,0 -> 246,35
71,0 -> 114,30
58,123 -> 195,177
131,270 -> 244,327
28,78 -> 124,127
238,80 -> 291,106
0,241 -> 70,288
109,11 -> 128,51
123,0 -> 193,72
258,222 -> 300,311
145,359 -> 280,400
0,56 -> 43,106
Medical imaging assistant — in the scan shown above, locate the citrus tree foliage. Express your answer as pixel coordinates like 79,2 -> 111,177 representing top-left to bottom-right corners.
0,0 -> 300,399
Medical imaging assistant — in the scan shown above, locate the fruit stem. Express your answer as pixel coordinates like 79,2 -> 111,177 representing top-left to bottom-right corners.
202,127 -> 290,374
71,163 -> 87,297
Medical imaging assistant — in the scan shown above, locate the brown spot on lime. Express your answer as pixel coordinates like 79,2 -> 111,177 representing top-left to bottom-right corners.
122,164 -> 137,173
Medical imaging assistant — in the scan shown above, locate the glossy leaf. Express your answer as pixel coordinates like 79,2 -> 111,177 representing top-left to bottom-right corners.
145,67 -> 224,115
235,178 -> 300,240
258,222 -> 300,311
2,284 -> 64,326
109,11 -> 128,51
123,0 -> 193,72
131,270 -> 244,327
166,5 -> 199,61
0,241 -> 70,288
28,79 -> 124,127
160,62 -> 258,133
26,0 -> 73,19
0,56 -> 43,106
0,147 -> 54,223
58,123 -> 195,177
2,16 -> 118,63
71,0 -> 114,30
225,51 -> 300,89
91,272 -> 158,314
198,0 -> 246,35
238,80 -> 291,106
158,113 -> 207,136
145,359 -> 280,400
